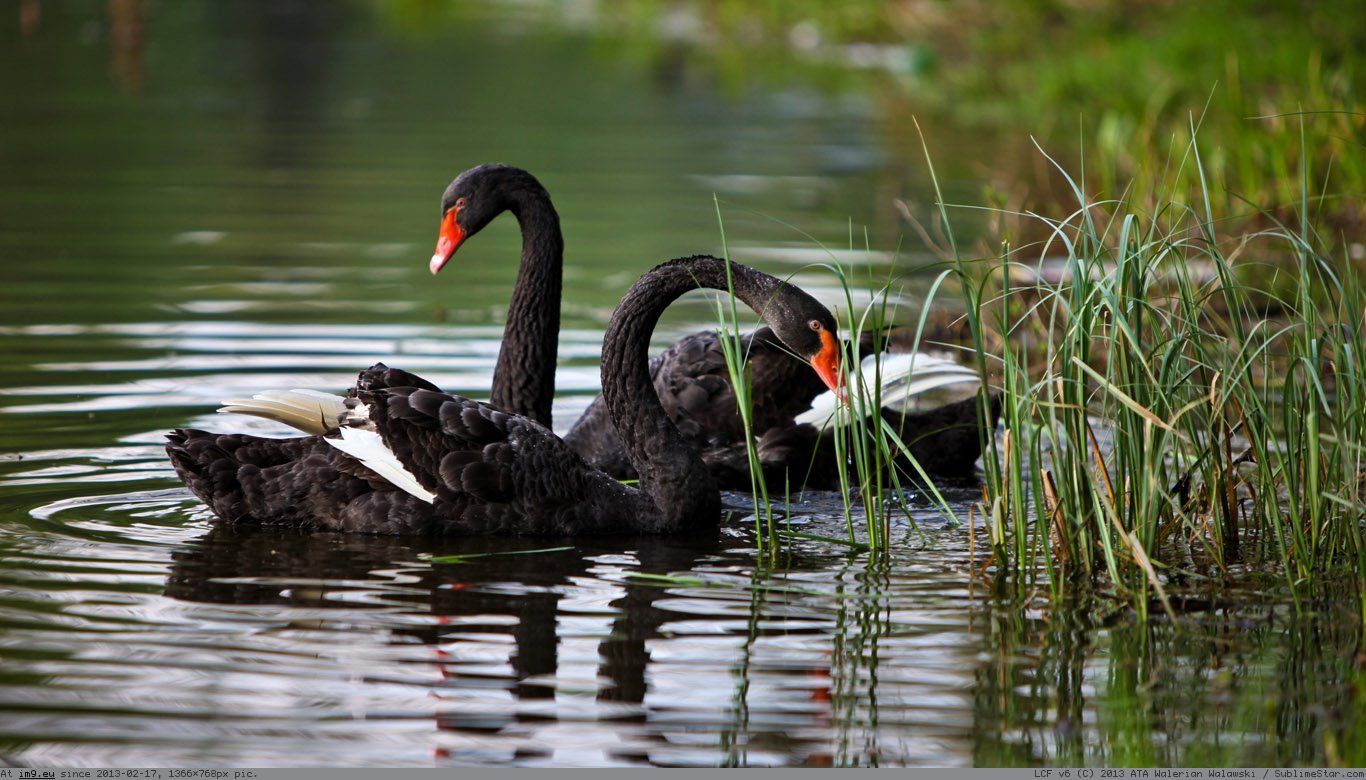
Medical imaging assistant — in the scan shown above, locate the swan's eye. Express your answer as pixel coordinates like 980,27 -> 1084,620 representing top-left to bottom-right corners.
455,197 -> 467,210
808,319 -> 822,331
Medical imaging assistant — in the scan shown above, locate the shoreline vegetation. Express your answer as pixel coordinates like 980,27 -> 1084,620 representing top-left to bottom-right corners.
803,120 -> 1362,618
950,125 -> 1364,616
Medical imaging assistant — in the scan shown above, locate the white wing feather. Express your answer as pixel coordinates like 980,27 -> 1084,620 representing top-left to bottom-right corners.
219,389 -> 435,503
219,389 -> 350,436
795,352 -> 981,431
324,427 -> 436,504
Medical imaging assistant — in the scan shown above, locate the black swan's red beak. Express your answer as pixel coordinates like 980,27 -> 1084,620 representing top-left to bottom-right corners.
810,328 -> 845,403
430,209 -> 465,274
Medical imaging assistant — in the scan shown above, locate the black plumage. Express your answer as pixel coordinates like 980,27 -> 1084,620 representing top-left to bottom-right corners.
430,164 -> 997,488
167,256 -> 844,535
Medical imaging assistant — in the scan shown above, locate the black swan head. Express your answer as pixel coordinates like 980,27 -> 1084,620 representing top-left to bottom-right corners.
430,163 -> 555,275
426,163 -> 564,426
753,286 -> 843,396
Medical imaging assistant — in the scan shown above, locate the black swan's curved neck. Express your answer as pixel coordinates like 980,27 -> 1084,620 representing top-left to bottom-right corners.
490,178 -> 563,428
602,255 -> 796,530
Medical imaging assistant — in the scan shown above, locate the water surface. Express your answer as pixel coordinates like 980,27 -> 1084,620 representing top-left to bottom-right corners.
0,2 -> 1359,768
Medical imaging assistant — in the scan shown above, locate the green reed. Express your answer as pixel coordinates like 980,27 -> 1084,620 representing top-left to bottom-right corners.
709,196 -> 779,552
708,108 -> 1366,584
709,205 -> 972,554
931,118 -> 1366,608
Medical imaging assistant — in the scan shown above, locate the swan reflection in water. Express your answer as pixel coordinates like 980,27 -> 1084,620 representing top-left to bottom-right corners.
162,523 -> 839,766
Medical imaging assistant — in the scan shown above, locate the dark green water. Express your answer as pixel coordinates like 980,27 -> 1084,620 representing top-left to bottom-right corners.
0,1 -> 1360,768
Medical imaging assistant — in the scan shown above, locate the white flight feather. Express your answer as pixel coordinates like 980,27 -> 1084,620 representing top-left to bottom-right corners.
795,352 -> 981,431
220,390 -> 433,503
219,389 -> 351,435
324,427 -> 436,504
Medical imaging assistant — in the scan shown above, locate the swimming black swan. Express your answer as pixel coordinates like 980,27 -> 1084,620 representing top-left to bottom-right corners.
165,256 -> 843,535
428,163 -> 997,486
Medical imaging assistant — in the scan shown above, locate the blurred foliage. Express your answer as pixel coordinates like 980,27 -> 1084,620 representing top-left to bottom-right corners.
934,0 -> 1364,236
377,0 -> 1363,244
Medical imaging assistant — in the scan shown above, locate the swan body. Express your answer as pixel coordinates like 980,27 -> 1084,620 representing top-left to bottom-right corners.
166,257 -> 843,535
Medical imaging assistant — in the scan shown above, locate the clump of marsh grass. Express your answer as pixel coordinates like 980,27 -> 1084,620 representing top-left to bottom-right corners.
704,115 -> 1361,609
923,118 -> 1366,611
812,259 -> 975,548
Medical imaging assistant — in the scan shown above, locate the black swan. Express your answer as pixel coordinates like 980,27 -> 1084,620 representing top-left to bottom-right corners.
427,163 -> 997,487
165,256 -> 843,535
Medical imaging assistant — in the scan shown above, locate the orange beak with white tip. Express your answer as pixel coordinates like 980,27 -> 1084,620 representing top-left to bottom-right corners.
809,327 -> 845,403
429,208 -> 465,275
